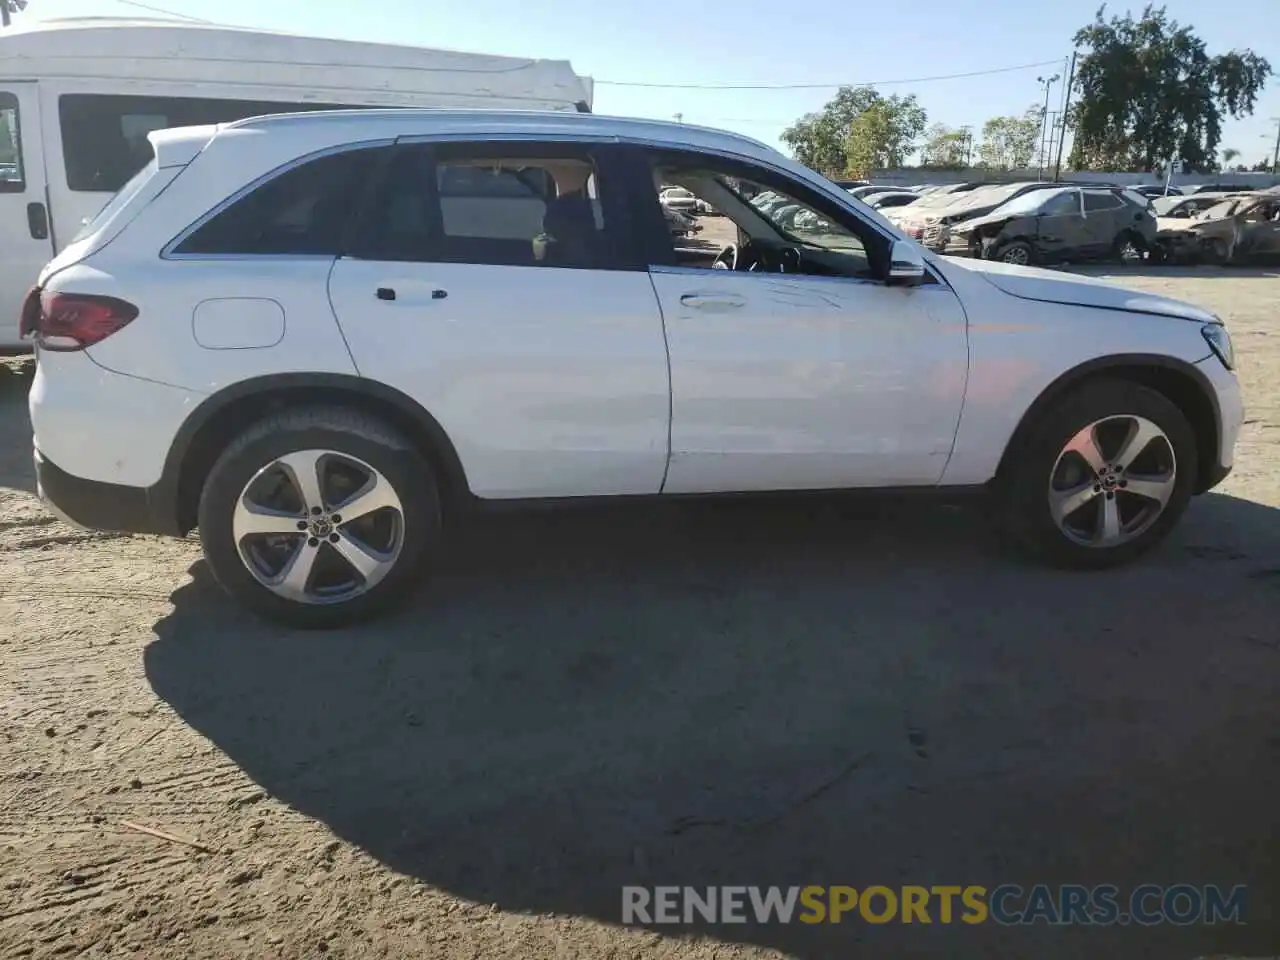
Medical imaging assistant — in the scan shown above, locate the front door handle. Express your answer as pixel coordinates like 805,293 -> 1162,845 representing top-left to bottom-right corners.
680,293 -> 746,310
27,202 -> 48,241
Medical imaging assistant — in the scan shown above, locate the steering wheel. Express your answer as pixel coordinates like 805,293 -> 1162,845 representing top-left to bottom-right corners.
712,243 -> 737,270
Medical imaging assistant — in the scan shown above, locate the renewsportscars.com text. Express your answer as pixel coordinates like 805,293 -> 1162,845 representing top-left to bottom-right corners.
622,884 -> 1247,926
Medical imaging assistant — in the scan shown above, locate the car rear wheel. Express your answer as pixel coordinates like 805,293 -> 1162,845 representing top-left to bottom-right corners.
1111,231 -> 1145,263
1000,379 -> 1197,569
197,406 -> 441,628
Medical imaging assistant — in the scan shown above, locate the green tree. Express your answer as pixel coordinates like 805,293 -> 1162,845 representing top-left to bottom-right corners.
781,87 -> 925,177
977,107 -> 1042,170
843,95 -> 927,176
1067,5 -> 1271,172
920,124 -> 971,168
1221,147 -> 1241,166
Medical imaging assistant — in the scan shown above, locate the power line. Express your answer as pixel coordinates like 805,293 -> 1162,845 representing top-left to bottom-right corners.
112,0 -> 216,23
594,59 -> 1064,90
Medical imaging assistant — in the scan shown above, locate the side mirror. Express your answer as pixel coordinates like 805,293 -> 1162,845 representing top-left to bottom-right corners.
886,239 -> 926,287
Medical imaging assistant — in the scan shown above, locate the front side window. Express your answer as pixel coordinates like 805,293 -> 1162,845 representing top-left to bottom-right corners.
172,147 -> 381,256
352,143 -> 619,269
1039,191 -> 1082,216
0,91 -> 24,192
645,150 -> 879,279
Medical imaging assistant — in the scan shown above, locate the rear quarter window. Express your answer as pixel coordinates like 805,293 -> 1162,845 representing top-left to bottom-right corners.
171,147 -> 383,256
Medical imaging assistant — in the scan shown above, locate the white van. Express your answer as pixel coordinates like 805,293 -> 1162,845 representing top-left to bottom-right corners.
0,17 -> 593,349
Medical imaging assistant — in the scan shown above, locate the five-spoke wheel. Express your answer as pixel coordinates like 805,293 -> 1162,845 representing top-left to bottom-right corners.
199,407 -> 440,628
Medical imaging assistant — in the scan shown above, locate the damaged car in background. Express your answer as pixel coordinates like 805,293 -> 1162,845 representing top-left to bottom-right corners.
1149,192 -> 1234,220
885,181 -> 1090,253
951,185 -> 1157,266
1153,192 -> 1280,264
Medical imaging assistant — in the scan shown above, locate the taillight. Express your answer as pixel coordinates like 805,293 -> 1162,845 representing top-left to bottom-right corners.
18,286 -> 41,339
34,292 -> 138,352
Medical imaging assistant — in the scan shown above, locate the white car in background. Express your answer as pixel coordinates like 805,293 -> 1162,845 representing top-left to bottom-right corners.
26,110 -> 1242,627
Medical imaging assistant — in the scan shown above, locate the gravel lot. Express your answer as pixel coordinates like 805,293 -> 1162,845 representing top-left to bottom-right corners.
1,267 -> 1277,959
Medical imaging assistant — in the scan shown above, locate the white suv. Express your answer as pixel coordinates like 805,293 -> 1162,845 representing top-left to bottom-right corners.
26,110 -> 1243,627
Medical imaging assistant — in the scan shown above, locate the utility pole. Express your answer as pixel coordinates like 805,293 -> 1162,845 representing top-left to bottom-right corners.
1053,50 -> 1077,182
1042,111 -> 1060,174
0,0 -> 23,28
1271,118 -> 1280,175
1035,73 -> 1060,179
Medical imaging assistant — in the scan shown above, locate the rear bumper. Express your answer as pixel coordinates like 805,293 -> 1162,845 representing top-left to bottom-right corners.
34,448 -> 182,536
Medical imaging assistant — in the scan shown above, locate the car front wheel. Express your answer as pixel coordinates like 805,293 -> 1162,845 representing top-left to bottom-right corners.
197,406 -> 441,627
1000,379 -> 1197,568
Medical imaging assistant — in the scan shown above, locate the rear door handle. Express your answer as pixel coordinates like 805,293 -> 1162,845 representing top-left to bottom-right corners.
680,293 -> 746,310
27,202 -> 48,241
376,287 -> 447,302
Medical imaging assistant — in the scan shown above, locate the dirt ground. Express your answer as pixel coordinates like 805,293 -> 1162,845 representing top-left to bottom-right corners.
1,266 -> 1277,959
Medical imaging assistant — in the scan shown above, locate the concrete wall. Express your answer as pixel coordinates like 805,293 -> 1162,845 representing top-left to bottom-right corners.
867,169 -> 1280,189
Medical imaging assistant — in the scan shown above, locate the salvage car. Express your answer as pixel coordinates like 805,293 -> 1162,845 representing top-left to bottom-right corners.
1132,184 -> 1182,199
866,190 -> 920,210
26,110 -> 1242,627
887,181 -> 1063,251
1154,192 -> 1280,264
953,185 -> 1157,265
1150,192 -> 1233,219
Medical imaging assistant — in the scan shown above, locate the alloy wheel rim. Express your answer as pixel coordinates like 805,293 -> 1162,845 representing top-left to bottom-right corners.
1047,415 -> 1177,548
232,449 -> 405,604
1002,246 -> 1029,265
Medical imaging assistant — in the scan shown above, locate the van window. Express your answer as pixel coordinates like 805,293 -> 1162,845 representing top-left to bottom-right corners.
59,94 -> 360,193
172,147 -> 382,257
0,92 -> 23,193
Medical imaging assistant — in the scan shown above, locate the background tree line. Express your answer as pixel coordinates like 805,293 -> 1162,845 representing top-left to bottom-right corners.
782,5 -> 1272,178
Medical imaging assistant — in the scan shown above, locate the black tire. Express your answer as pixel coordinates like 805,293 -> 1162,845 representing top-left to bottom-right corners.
1110,231 -> 1145,263
197,406 -> 441,628
1207,238 -> 1233,266
996,240 -> 1034,266
999,379 -> 1197,569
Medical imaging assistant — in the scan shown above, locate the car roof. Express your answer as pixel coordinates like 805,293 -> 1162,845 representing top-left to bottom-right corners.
221,107 -> 780,161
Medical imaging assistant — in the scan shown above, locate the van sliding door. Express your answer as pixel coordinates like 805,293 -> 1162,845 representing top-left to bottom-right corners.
0,82 -> 53,349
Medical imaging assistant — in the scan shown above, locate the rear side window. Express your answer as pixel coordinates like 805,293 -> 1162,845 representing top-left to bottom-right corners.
351,142 -> 624,269
172,148 -> 382,256
1083,192 -> 1123,211
0,91 -> 23,193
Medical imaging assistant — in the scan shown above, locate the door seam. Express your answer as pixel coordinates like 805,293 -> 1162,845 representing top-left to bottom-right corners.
647,269 -> 674,495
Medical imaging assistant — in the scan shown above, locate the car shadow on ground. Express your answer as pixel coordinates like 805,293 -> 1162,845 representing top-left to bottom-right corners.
0,359 -> 37,495
145,493 -> 1279,958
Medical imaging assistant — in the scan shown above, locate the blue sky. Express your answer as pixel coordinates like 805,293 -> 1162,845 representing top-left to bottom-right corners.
22,0 -> 1280,167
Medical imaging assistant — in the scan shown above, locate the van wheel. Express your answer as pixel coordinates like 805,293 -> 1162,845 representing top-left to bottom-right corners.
197,406 -> 441,628
999,379 -> 1196,569
997,241 -> 1034,266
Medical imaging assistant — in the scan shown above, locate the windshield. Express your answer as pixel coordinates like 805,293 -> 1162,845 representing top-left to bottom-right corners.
71,159 -> 159,244
989,188 -> 1069,218
715,175 -> 865,253
1151,196 -> 1186,216
1199,199 -> 1242,220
